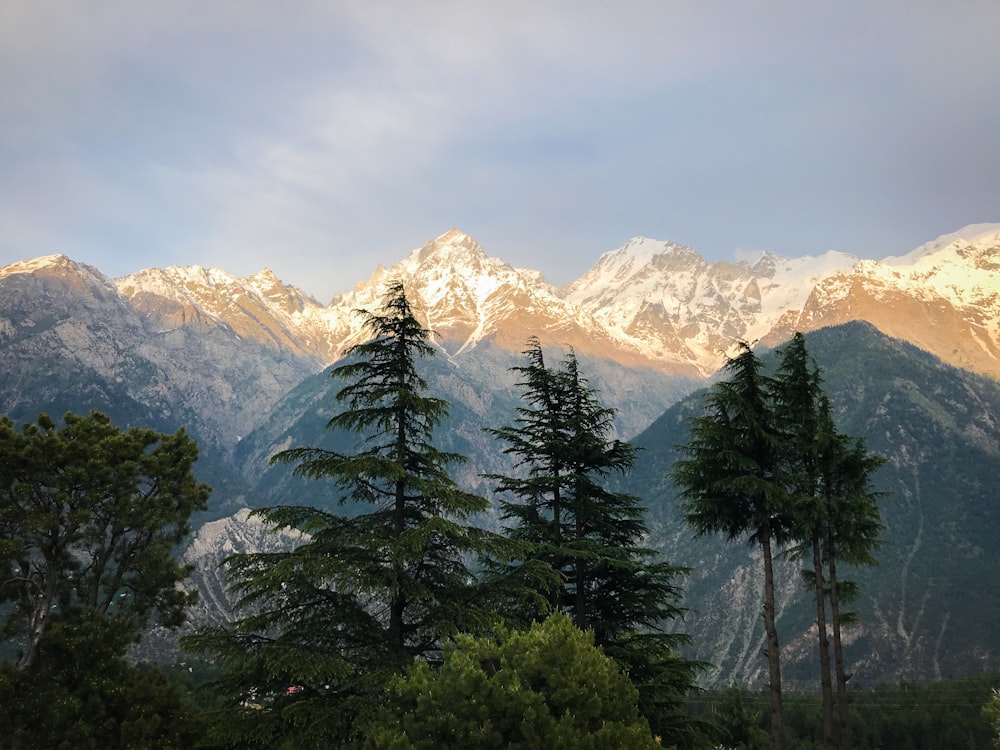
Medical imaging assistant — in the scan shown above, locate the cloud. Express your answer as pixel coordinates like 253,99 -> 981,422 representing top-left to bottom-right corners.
1,1 -> 998,295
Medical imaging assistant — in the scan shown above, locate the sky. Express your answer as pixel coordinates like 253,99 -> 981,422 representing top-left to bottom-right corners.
2,1 -> 998,300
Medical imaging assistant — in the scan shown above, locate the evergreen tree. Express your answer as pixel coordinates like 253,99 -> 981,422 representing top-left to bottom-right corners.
670,342 -> 791,750
814,394 -> 885,750
487,339 -> 701,746
769,333 -> 835,748
185,281 -> 504,748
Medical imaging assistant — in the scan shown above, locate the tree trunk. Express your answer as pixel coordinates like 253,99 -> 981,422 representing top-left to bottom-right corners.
828,544 -> 852,750
389,474 -> 406,654
552,465 -> 563,611
760,528 -> 785,750
574,505 -> 588,630
812,535 -> 835,749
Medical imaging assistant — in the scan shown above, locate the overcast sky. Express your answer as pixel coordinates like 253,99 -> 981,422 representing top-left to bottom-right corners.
2,1 -> 998,299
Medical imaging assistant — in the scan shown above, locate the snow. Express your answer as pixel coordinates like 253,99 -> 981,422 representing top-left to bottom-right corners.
11,224 -> 998,378
883,223 -> 1000,266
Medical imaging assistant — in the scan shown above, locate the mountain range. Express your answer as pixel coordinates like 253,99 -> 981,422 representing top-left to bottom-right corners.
2,223 -> 999,685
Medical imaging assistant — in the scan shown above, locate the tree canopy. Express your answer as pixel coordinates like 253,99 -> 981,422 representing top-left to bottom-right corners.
184,281 -> 512,748
366,612 -> 665,750
0,409 -> 210,749
486,339 -> 701,745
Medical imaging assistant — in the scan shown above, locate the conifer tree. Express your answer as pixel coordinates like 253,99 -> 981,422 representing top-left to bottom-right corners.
185,281 -> 503,748
771,333 -> 885,750
487,339 -> 700,746
769,332 -> 835,748
671,342 -> 791,750
366,612 -> 663,750
814,394 -> 885,750
679,334 -> 886,750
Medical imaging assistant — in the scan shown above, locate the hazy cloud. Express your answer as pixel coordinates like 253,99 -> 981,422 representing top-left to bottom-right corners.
1,1 -> 998,296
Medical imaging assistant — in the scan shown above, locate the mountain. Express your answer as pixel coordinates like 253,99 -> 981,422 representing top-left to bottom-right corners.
5,224 -> 997,448
2,224 -> 1000,682
623,321 -> 1000,687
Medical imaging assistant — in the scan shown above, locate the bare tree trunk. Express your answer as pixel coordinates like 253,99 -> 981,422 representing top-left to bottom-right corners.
760,528 -> 785,750
812,535 -> 835,749
828,547 -> 852,750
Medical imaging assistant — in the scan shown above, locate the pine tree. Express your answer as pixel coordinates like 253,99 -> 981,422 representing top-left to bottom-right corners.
768,333 -> 886,750
770,332 -> 835,748
815,394 -> 885,750
185,281 -> 503,748
670,342 -> 791,750
366,613 -> 663,750
487,339 -> 700,746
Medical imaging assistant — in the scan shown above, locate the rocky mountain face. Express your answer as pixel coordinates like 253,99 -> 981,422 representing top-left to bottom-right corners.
3,224 -> 998,458
2,223 -> 999,683
0,256 -> 321,460
623,321 -> 1000,688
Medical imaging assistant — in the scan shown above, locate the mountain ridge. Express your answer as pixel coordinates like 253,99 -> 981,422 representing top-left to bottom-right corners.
5,223 -> 997,381
3,227 -> 1000,685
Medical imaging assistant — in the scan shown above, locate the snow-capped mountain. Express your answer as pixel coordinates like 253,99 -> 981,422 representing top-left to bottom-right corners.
103,223 -> 1000,381
2,223 -> 999,457
4,223 -> 1000,685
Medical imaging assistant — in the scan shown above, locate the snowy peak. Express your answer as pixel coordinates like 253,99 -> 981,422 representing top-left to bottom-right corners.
115,264 -> 332,361
567,237 -> 705,296
884,223 -> 1000,266
413,228 -> 486,265
0,253 -> 110,287
325,228 -> 579,358
4,222 -> 999,382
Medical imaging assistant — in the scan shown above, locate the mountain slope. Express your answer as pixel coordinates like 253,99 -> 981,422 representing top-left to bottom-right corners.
623,321 -> 1000,687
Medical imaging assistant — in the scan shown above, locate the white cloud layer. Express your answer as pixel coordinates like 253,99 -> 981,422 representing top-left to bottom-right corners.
1,1 -> 998,297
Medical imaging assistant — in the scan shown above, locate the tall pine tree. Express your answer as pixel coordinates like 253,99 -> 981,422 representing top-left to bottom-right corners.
815,393 -> 885,750
671,342 -> 791,750
674,334 -> 885,750
486,339 -> 700,747
771,333 -> 885,750
769,332 -> 836,748
185,281 -> 503,748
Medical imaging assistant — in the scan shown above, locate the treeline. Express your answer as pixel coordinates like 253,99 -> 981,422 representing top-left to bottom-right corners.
2,281 -> 997,748
688,675 -> 999,749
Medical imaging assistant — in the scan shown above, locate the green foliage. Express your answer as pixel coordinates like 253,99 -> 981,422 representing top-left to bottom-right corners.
484,339 -> 704,745
670,342 -> 789,750
0,410 -> 210,748
365,612 -> 665,750
671,342 -> 789,546
672,335 -> 888,749
0,410 -> 210,666
693,677 -> 998,750
0,613 -> 208,749
185,282 -> 513,747
704,686 -> 772,750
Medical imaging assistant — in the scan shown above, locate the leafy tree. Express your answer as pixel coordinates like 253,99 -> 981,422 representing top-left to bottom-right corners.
0,410 -> 211,749
486,339 -> 702,746
185,281 -> 510,748
670,342 -> 791,750
365,612 -> 665,750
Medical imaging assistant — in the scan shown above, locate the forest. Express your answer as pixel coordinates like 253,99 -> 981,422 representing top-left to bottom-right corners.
1,282 -> 997,749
